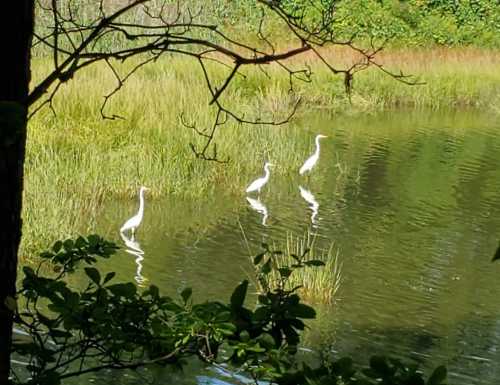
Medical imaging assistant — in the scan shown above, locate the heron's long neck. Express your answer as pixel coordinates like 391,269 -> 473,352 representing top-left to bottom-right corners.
264,165 -> 271,179
137,191 -> 145,218
314,137 -> 321,156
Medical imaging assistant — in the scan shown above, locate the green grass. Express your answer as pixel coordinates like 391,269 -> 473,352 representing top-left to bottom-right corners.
22,48 -> 500,258
270,232 -> 342,304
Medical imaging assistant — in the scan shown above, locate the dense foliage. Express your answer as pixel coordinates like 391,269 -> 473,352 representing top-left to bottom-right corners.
331,0 -> 500,47
208,0 -> 500,47
34,0 -> 500,51
11,235 -> 447,384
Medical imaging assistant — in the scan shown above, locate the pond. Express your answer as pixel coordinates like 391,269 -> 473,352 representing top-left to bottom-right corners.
93,109 -> 500,384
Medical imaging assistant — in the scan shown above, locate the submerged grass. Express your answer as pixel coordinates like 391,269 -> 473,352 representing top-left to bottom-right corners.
23,48 -> 500,258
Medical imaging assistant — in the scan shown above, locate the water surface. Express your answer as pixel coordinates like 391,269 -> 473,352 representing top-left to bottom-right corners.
95,109 -> 500,384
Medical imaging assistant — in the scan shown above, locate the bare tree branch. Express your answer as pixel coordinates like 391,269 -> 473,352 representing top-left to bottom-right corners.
29,0 -> 421,162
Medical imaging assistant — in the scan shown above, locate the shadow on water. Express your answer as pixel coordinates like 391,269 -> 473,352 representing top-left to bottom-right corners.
91,109 -> 500,385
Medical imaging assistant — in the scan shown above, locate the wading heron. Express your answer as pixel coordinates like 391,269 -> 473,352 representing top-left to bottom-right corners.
299,134 -> 327,175
120,186 -> 150,237
246,162 -> 273,194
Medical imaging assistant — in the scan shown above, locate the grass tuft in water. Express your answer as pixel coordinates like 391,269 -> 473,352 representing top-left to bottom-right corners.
270,232 -> 342,304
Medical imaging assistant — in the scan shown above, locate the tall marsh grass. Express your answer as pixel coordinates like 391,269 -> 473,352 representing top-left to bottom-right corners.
23,48 -> 500,258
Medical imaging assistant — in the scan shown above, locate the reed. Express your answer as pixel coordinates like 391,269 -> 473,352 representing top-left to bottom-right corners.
269,232 -> 342,304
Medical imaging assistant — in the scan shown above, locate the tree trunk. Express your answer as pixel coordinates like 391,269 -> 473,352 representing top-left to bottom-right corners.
0,2 -> 34,384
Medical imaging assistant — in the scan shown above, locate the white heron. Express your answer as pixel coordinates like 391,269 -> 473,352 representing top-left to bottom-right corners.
120,186 -> 149,237
246,162 -> 273,194
299,134 -> 328,175
246,197 -> 269,226
299,185 -> 319,226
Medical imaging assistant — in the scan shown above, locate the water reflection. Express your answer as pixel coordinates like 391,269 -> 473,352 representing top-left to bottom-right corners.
299,185 -> 319,227
97,110 -> 500,385
120,232 -> 148,287
200,364 -> 269,385
246,197 -> 269,226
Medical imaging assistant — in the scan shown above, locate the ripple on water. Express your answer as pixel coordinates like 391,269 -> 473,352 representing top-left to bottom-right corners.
97,110 -> 500,385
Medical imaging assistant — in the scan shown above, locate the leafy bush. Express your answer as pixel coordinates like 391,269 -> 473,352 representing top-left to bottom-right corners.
11,235 -> 446,385
330,0 -> 500,47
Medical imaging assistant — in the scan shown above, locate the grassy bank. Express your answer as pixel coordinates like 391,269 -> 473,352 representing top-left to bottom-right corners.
23,47 -> 500,257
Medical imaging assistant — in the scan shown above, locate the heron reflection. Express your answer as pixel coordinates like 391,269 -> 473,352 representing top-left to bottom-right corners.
246,197 -> 269,226
299,185 -> 319,227
120,232 -> 148,287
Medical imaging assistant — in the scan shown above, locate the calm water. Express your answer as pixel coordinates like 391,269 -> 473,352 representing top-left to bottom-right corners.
94,110 -> 500,384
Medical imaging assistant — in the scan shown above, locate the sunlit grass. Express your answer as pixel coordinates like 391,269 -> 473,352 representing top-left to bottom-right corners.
23,48 -> 500,259
270,232 -> 342,305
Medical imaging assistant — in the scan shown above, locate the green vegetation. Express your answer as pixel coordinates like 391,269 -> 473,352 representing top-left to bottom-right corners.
268,233 -> 341,304
23,50 -> 500,258
33,1 -> 500,52
331,0 -> 500,48
11,234 -> 447,385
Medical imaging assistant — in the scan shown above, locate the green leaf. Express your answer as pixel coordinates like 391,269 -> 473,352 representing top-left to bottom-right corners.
288,303 -> 316,319
332,357 -> 354,377
84,267 -> 101,285
23,266 -> 35,278
253,252 -> 266,265
261,259 -> 272,275
181,287 -> 192,303
257,333 -> 276,349
103,272 -> 116,284
231,280 -> 248,309
427,365 -> 447,385
240,330 -> 250,342
303,260 -> 325,267
218,322 -> 237,335
63,239 -> 74,251
107,283 -> 137,298
369,355 -> 391,376
253,306 -> 271,322
278,267 -> 292,278
492,242 -> 500,262
52,241 -> 63,253
76,236 -> 88,248
87,234 -> 100,247
147,284 -> 159,299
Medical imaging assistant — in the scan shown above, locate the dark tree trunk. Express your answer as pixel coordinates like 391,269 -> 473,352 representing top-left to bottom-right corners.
0,2 -> 34,384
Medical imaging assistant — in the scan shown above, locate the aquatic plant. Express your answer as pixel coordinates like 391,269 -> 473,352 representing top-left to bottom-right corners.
253,232 -> 343,304
12,234 -> 446,385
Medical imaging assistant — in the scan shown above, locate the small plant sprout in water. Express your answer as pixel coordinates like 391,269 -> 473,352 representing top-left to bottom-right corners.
249,231 -> 342,304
